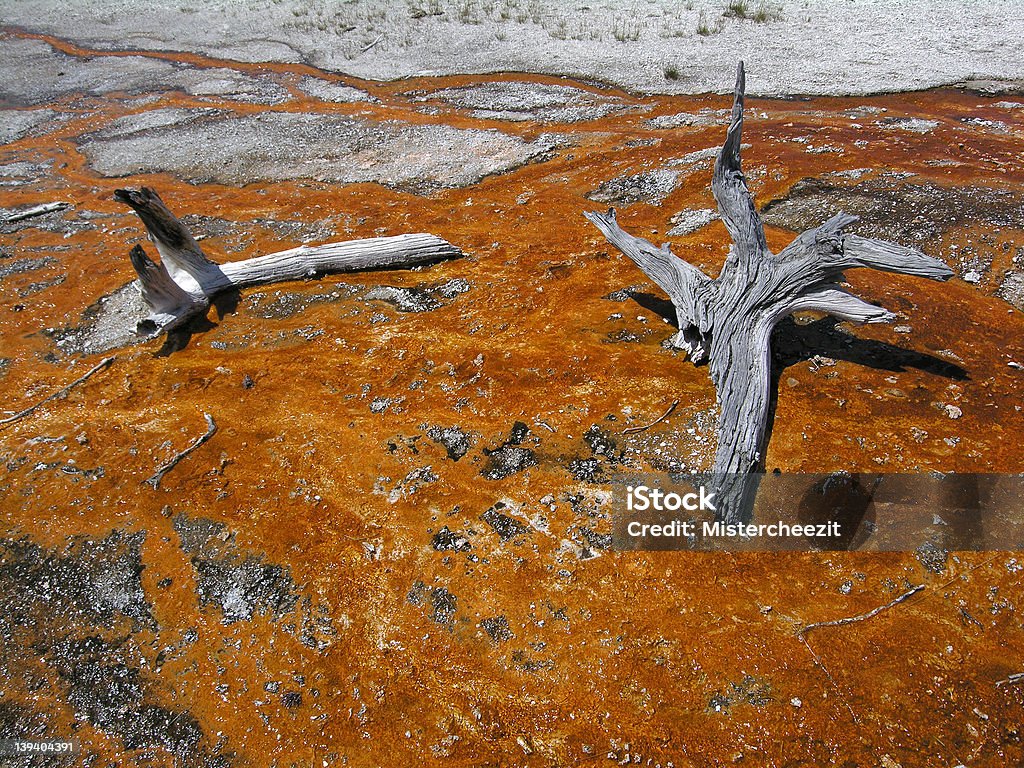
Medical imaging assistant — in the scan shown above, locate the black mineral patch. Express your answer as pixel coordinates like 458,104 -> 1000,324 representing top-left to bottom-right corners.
406,581 -> 458,626
481,445 -> 537,480
577,526 -> 612,551
508,421 -> 530,445
0,531 -> 230,766
604,328 -> 649,344
603,285 -> 643,302
48,635 -> 228,766
567,424 -> 622,482
0,256 -> 57,282
406,580 -> 428,607
0,530 -> 153,632
432,526 -> 472,552
583,424 -> 619,459
430,587 -> 458,625
17,273 -> 66,297
480,616 -> 514,643
915,541 -> 949,574
427,425 -> 473,461
569,457 -> 602,482
481,422 -> 537,480
707,675 -> 773,715
173,513 -> 299,625
480,503 -> 531,541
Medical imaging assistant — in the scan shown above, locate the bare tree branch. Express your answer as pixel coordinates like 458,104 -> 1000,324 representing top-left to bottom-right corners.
797,584 -> 926,636
0,357 -> 115,427
587,63 -> 953,523
713,62 -> 768,277
114,187 -> 463,339
144,412 -> 218,490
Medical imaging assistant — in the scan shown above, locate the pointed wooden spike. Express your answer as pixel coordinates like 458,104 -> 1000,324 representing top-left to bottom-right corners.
712,60 -> 768,274
129,244 -> 191,313
587,63 -> 955,524
115,187 -> 219,294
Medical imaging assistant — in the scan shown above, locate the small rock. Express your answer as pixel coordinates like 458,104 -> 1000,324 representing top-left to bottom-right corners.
944,404 -> 963,419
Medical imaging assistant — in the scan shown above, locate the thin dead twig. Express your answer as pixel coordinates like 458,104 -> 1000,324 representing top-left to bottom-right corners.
798,634 -> 860,725
0,356 -> 115,427
3,201 -> 69,223
797,584 -> 926,637
360,34 -> 384,53
144,413 -> 217,490
995,672 -> 1024,688
623,399 -> 680,435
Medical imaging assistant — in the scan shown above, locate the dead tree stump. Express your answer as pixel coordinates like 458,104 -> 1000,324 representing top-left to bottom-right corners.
114,187 -> 462,339
586,63 -> 953,524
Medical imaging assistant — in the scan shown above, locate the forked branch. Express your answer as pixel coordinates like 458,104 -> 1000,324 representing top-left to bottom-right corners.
115,187 -> 463,340
587,62 -> 953,523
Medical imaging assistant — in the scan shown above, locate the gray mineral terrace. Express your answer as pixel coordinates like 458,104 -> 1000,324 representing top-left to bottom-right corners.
3,0 -> 1024,97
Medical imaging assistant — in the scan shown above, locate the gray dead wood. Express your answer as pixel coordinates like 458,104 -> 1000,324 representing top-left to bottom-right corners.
996,672 -> 1024,688
113,187 -> 462,339
144,412 -> 217,490
0,356 -> 115,427
586,63 -> 953,524
796,584 -> 925,637
2,201 -> 69,223
623,399 -> 680,435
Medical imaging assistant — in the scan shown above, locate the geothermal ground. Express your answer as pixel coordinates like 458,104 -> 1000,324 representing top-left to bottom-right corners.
1,9 -> 1024,768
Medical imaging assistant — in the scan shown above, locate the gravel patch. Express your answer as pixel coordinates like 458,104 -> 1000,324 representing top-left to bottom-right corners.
667,207 -> 719,236
762,176 -> 1024,245
587,168 -> 679,206
0,108 -> 59,144
1,36 -> 290,107
416,81 -> 628,123
645,108 -> 730,129
877,117 -> 941,133
7,1 -> 1024,97
297,76 -> 376,103
79,110 -> 558,192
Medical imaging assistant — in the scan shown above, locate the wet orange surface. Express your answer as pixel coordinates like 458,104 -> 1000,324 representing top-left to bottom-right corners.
1,31 -> 1023,767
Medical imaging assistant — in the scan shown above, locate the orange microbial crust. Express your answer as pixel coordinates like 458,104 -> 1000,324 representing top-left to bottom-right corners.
1,31 -> 1023,768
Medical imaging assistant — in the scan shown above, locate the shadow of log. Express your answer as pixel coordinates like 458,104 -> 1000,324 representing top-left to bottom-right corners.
212,287 -> 241,321
630,292 -> 679,329
796,473 -> 878,550
155,315 -> 217,357
771,316 -> 969,380
759,316 -> 969,479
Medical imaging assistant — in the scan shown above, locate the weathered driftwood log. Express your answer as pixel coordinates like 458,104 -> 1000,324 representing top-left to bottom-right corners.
586,63 -> 953,524
114,187 -> 462,338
